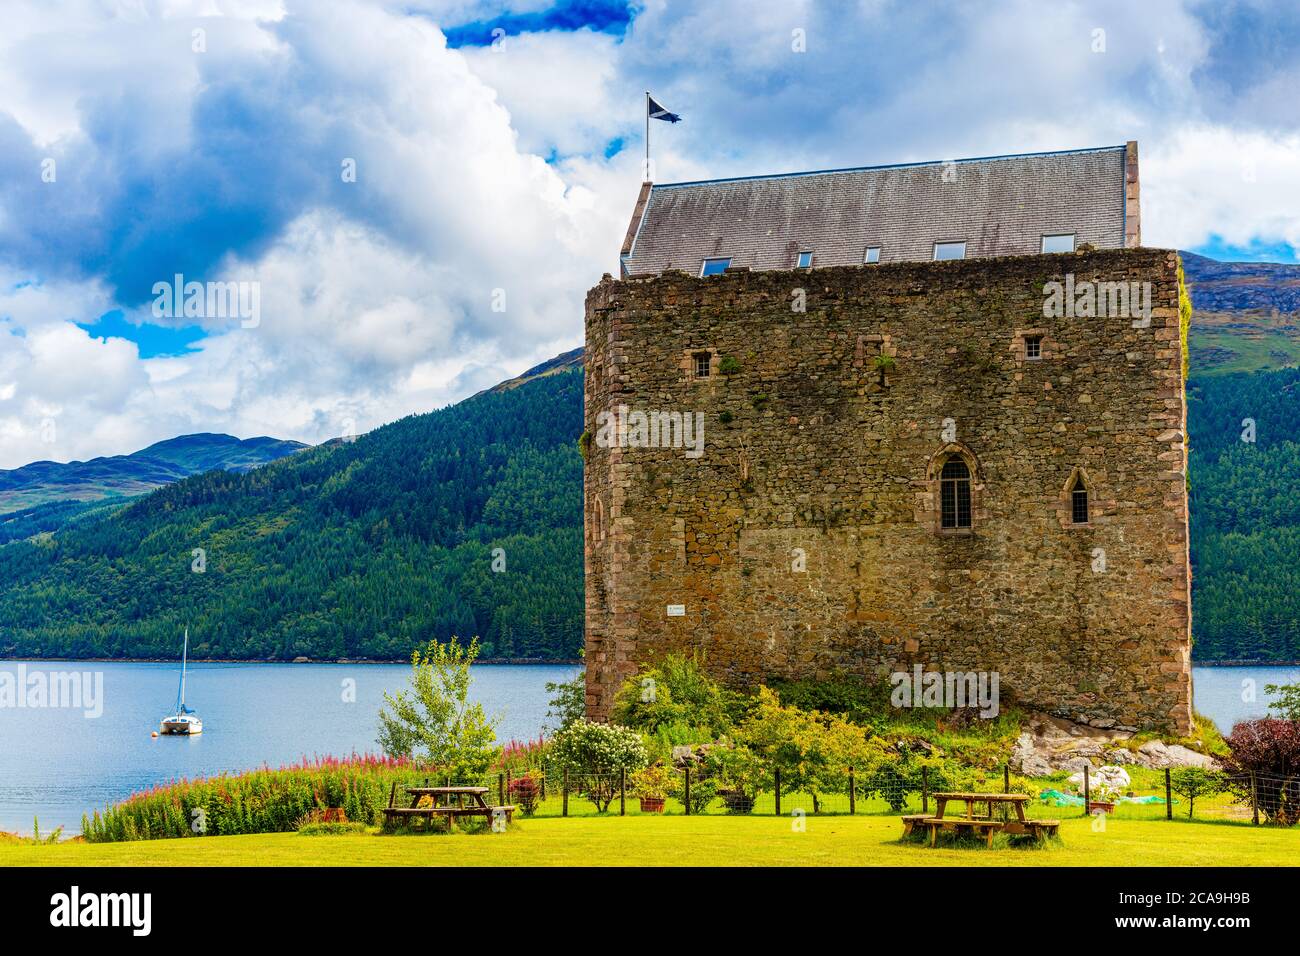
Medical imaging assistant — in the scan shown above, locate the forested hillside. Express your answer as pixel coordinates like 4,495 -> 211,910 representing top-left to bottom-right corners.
0,371 -> 583,661
1187,366 -> 1300,661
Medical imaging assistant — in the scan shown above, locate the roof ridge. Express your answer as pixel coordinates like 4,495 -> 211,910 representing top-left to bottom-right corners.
654,144 -> 1128,190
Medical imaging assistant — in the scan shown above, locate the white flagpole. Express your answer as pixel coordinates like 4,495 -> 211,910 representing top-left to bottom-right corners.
644,90 -> 650,182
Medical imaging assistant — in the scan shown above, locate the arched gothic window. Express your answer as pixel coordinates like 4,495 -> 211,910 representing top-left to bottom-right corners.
940,456 -> 972,529
1069,474 -> 1089,524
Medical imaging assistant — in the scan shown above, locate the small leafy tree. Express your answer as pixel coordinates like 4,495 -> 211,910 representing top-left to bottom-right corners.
1223,718 -> 1300,826
376,637 -> 500,780
1169,768 -> 1226,819
544,670 -> 586,735
550,720 -> 647,812
1266,683 -> 1300,722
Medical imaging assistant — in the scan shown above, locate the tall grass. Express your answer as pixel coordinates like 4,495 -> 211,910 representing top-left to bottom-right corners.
83,743 -> 556,843
82,753 -> 412,842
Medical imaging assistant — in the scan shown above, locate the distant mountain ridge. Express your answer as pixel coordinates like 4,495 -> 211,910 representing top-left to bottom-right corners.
0,433 -> 308,514
1180,251 -> 1300,374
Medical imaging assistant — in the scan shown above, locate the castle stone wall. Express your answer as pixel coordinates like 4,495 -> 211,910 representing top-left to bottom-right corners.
584,248 -> 1192,732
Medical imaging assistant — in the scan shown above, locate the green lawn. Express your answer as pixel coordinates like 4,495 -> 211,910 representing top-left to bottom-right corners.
3,813 -> 1296,867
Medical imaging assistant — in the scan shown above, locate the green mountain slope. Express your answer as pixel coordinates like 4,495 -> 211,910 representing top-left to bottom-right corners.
0,371 -> 583,661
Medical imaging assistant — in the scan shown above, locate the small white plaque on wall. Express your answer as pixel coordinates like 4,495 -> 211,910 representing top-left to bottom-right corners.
666,604 -> 686,617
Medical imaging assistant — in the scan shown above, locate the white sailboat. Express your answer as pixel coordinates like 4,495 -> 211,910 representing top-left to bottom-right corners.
159,628 -> 203,735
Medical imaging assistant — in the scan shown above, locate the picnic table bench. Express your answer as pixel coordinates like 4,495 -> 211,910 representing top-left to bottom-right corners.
383,785 -> 516,832
903,792 -> 1060,847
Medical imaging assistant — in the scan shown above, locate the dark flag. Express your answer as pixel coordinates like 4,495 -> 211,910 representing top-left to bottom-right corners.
647,95 -> 681,123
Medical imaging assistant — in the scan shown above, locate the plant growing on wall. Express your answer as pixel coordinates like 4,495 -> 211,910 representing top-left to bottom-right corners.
718,355 -> 741,375
873,353 -> 896,386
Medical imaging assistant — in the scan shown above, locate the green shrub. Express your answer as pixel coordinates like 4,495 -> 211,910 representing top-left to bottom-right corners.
676,777 -> 718,814
718,356 -> 741,375
550,720 -> 648,812
611,653 -> 750,740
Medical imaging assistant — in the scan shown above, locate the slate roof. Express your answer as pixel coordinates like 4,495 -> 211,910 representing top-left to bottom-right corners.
620,145 -> 1132,276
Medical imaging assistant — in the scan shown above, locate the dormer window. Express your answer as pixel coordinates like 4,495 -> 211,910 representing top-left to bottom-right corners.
797,251 -> 813,269
701,257 -> 731,277
933,241 -> 966,261
864,246 -> 881,264
1041,234 -> 1076,253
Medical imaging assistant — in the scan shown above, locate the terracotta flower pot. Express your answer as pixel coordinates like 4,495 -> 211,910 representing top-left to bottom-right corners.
639,796 -> 666,813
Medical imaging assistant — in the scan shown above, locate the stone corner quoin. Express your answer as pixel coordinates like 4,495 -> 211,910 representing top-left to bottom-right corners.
582,246 -> 1192,735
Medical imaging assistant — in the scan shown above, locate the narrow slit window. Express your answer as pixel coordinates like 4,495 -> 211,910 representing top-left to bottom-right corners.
1025,335 -> 1043,360
933,241 -> 966,261
864,246 -> 881,264
701,257 -> 731,277
940,457 -> 972,529
693,352 -> 711,379
797,251 -> 813,269
1070,476 -> 1089,524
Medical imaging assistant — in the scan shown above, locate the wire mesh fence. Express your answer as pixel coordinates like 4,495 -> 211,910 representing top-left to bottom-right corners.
376,765 -> 1298,827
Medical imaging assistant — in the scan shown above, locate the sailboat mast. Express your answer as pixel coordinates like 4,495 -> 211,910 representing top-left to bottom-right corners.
177,628 -> 188,712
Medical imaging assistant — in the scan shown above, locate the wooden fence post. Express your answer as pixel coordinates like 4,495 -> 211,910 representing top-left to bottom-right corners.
1083,765 -> 1090,814
921,766 -> 928,814
541,773 -> 546,801
1165,768 -> 1172,820
562,769 -> 569,817
774,768 -> 782,817
1251,771 -> 1259,826
498,772 -> 505,807
684,766 -> 691,816
1003,764 -> 1010,793
848,767 -> 856,815
620,767 -> 626,816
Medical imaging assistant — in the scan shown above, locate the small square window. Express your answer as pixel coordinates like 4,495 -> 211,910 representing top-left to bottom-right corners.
1041,234 -> 1075,254
1025,335 -> 1043,360
933,241 -> 966,261
701,257 -> 730,277
797,251 -> 813,269
864,246 -> 881,264
693,352 -> 711,379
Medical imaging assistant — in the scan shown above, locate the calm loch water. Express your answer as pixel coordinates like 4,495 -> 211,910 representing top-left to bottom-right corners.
0,661 -> 1292,834
0,661 -> 579,835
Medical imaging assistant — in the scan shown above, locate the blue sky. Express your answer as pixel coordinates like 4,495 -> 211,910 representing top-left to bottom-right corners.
0,0 -> 1298,468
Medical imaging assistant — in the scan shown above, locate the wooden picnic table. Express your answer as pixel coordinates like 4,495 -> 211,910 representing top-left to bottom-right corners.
901,792 -> 1058,847
383,784 -> 515,831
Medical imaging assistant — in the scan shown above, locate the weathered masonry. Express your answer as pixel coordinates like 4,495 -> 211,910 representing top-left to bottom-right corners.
584,144 -> 1191,733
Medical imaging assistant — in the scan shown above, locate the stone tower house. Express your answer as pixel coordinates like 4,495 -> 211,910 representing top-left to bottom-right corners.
584,143 -> 1193,733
